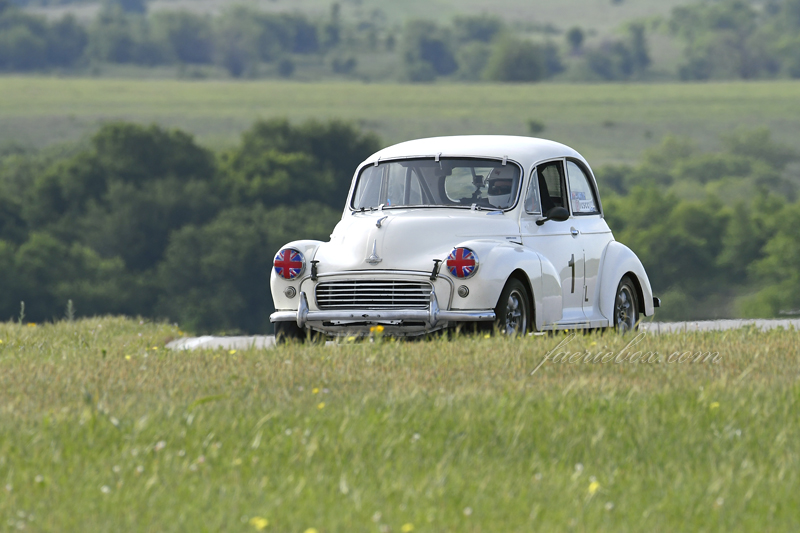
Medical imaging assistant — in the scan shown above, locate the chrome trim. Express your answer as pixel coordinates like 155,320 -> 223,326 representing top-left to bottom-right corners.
297,270 -> 456,309
271,289 -> 495,329
315,279 -> 432,310
366,239 -> 382,264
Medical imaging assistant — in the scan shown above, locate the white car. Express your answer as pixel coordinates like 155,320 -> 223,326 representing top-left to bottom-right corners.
270,135 -> 659,338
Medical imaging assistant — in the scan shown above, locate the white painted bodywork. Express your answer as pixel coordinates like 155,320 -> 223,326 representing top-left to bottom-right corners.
270,135 -> 657,336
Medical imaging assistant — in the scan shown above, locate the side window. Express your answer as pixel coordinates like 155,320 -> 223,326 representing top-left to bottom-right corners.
353,165 -> 382,208
524,171 -> 540,214
566,161 -> 599,215
535,161 -> 567,214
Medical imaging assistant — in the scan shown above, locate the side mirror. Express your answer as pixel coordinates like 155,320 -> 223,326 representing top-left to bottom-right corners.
536,206 -> 570,226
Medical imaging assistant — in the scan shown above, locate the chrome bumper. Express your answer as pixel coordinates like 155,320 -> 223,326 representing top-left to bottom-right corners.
270,289 -> 495,329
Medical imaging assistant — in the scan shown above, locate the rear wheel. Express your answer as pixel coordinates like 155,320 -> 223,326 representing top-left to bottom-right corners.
274,321 -> 305,343
614,276 -> 639,333
494,278 -> 530,336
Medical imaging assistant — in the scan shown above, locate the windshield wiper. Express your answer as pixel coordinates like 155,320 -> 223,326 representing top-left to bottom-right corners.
470,203 -> 503,213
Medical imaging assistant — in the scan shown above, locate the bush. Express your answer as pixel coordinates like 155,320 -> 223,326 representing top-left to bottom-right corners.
483,37 -> 547,82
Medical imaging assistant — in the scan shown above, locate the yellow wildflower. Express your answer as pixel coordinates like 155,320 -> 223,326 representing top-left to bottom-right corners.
312,388 -> 319,394
229,349 -> 237,355
370,325 -> 385,333
304,529 -> 318,533
710,402 -> 720,411
401,524 -> 415,532
317,402 -> 325,410
589,481 -> 600,495
152,346 -> 158,351
249,517 -> 269,530
125,355 -> 131,360
27,323 -> 36,327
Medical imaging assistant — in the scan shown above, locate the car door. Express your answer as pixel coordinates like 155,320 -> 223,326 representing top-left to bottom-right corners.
519,159 -> 587,327
564,159 -> 613,325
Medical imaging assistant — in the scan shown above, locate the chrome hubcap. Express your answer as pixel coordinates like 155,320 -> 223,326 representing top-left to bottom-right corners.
615,286 -> 635,332
504,289 -> 527,335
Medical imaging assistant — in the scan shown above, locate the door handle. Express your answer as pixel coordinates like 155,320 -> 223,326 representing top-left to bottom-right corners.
570,228 -> 579,236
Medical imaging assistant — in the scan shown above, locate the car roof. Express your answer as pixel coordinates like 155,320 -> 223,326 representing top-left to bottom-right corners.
365,135 -> 585,169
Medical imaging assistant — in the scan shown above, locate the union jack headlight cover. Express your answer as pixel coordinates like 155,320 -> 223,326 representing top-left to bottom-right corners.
273,248 -> 305,280
446,247 -> 479,279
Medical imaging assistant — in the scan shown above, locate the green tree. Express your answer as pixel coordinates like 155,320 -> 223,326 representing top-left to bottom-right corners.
0,11 -> 49,70
452,15 -> 504,44
105,0 -> 147,14
25,123 -> 220,272
87,4 -> 139,63
156,203 -> 341,333
151,10 -> 213,64
12,232 -> 132,322
743,202 -> 800,316
221,118 -> 380,209
214,6 -> 261,76
483,37 -> 547,82
402,19 -> 457,81
671,0 -> 775,80
46,15 -> 88,67
566,26 -> 584,53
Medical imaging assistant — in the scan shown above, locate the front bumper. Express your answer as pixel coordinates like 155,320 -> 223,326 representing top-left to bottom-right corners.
270,288 -> 495,332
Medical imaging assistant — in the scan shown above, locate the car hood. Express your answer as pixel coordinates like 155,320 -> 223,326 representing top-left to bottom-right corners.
313,209 -> 520,273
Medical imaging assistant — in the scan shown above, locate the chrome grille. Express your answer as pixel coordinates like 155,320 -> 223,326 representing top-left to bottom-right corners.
315,280 -> 431,310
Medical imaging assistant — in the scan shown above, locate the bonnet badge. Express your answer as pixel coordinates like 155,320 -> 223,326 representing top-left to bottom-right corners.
366,239 -> 382,265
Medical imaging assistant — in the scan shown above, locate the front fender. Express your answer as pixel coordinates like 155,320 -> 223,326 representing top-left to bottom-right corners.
446,239 -> 560,331
598,241 -> 656,320
270,239 -> 325,310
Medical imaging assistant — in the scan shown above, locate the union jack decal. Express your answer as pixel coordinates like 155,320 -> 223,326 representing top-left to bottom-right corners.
446,247 -> 478,278
274,249 -> 304,280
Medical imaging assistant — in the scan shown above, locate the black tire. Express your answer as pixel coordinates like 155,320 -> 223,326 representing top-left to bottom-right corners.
274,321 -> 305,343
494,278 -> 531,336
613,276 -> 639,333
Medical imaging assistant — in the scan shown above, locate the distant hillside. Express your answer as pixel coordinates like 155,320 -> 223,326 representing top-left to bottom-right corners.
25,0 -> 695,35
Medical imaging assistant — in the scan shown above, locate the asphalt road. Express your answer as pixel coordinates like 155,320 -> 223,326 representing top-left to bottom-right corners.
166,319 -> 800,351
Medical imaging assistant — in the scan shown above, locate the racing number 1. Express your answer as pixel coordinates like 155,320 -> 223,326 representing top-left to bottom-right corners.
568,254 -> 575,293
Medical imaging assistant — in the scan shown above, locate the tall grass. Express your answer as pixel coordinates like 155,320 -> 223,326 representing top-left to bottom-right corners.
0,317 -> 797,531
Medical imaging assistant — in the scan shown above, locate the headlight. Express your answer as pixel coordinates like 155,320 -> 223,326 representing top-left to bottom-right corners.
273,248 -> 305,280
446,247 -> 479,279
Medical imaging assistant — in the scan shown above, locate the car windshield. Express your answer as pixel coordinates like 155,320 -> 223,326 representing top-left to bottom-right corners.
351,158 -> 522,210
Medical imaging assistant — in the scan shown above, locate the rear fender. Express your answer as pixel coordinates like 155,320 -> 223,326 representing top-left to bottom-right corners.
598,241 -> 655,320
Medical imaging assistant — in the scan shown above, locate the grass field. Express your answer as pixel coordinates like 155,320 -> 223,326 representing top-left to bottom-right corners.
1,317 -> 798,531
2,77 -> 800,166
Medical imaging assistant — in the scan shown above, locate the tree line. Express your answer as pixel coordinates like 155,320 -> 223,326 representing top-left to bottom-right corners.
3,0 -> 800,81
0,118 -> 379,331
1,118 -> 798,330
596,128 -> 800,319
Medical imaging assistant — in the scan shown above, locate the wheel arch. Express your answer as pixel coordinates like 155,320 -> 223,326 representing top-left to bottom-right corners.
508,268 -> 536,332
598,241 -> 656,320
623,271 -> 646,317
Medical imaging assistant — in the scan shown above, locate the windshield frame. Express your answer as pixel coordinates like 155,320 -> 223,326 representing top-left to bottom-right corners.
348,156 -> 525,213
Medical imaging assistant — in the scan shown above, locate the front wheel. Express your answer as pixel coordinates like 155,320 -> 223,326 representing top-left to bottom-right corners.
613,276 -> 639,333
494,278 -> 531,336
274,320 -> 305,343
